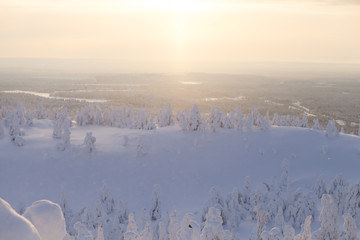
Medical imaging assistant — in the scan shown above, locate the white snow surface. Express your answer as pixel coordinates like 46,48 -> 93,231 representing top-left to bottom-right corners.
1,119 -> 360,230
0,198 -> 41,240
23,199 -> 67,240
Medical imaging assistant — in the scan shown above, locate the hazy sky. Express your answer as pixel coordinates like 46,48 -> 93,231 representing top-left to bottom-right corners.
0,0 -> 359,72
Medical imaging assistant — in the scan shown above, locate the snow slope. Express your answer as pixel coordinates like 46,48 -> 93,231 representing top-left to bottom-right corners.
1,119 -> 359,218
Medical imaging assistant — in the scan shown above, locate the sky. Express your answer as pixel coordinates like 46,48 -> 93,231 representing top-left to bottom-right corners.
0,0 -> 359,72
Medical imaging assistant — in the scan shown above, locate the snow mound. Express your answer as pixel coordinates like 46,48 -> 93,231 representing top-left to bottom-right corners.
23,199 -> 67,240
0,198 -> 41,240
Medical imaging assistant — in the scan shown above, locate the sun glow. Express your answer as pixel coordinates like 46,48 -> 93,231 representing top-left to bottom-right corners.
129,0 -> 216,12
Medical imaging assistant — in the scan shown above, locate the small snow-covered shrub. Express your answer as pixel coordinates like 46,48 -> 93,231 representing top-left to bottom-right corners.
84,132 -> 96,152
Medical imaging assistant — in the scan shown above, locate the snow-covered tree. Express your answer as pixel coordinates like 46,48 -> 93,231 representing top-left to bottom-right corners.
140,220 -> 152,240
315,194 -> 339,240
25,110 -> 34,126
61,187 -> 75,235
158,221 -> 167,240
343,214 -> 358,240
274,207 -> 284,232
329,175 -> 348,215
326,120 -> 339,138
283,225 -> 295,240
312,119 -> 323,131
96,226 -> 105,240
84,132 -> 96,153
208,106 -> 223,131
37,101 -> 47,119
226,187 -> 242,229
169,209 -> 180,240
252,207 -> 267,240
200,207 -> 230,240
57,114 -> 71,151
150,185 -> 161,222
158,105 -> 174,127
314,176 -> 327,199
15,102 -> 26,126
287,190 -> 316,229
344,183 -> 360,219
294,215 -> 312,240
202,187 -> 227,226
74,222 -> 94,240
188,104 -> 203,131
124,213 -> 139,240
299,114 -> 308,128
93,106 -> 103,125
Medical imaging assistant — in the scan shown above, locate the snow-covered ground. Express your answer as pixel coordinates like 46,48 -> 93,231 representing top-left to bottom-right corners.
1,107 -> 360,239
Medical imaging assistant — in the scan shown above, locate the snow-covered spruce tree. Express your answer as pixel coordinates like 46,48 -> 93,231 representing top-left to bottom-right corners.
274,207 -> 284,232
208,106 -> 223,131
294,215 -> 312,240
61,187 -> 75,236
4,109 -> 13,127
140,220 -> 153,240
74,221 -> 94,240
226,187 -> 243,230
180,213 -> 201,240
329,175 -> 348,215
95,106 -> 103,125
158,221 -> 167,240
344,183 -> 360,219
314,176 -> 327,199
272,113 -> 280,126
312,119 -> 323,131
283,225 -> 295,240
286,189 -> 316,229
9,114 -> 25,146
299,113 -> 308,128
314,194 -> 339,240
96,225 -> 105,240
326,120 -> 339,138
200,207 -> 230,240
15,102 -> 26,126
234,107 -> 244,130
221,112 -> 233,129
124,213 -> 139,240
158,105 -> 174,127
202,187 -> 227,226
96,184 -> 116,217
150,185 -> 161,222
251,207 -> 267,240
37,101 -> 47,119
57,114 -> 71,151
84,132 -> 96,153
343,214 -> 358,240
242,176 -> 252,218
244,113 -> 254,131
188,104 -> 203,131
78,207 -> 95,234
168,209 -> 180,240
25,110 -> 34,126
